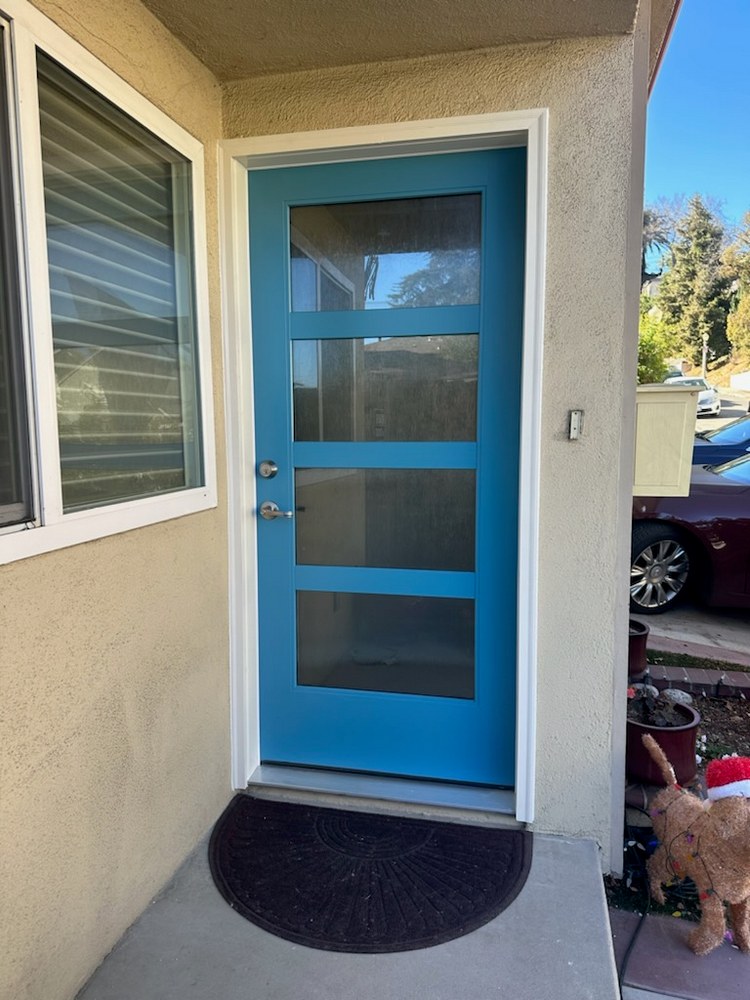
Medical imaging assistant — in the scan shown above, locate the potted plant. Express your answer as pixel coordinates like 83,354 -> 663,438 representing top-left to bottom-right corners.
628,619 -> 649,680
625,683 -> 701,786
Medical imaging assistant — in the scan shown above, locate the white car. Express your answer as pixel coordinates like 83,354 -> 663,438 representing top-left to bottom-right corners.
663,376 -> 721,417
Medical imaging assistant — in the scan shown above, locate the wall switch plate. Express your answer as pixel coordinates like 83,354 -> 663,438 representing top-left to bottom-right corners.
569,409 -> 583,440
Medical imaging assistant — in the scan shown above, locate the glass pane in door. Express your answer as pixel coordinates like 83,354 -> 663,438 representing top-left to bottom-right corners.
295,468 -> 475,570
290,194 -> 481,310
297,591 -> 475,698
292,335 -> 478,441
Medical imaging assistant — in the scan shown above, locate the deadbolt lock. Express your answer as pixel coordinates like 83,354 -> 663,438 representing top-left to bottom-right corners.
258,459 -> 278,479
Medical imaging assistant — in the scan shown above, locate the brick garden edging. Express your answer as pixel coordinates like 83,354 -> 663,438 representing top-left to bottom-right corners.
648,662 -> 750,699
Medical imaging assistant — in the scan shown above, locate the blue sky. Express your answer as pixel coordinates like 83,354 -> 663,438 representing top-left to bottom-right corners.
646,0 -> 749,229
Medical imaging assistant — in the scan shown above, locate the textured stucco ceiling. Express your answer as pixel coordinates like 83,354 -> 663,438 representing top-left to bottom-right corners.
139,0 -> 650,82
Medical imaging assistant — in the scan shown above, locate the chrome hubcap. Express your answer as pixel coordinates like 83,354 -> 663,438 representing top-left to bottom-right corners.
630,539 -> 689,610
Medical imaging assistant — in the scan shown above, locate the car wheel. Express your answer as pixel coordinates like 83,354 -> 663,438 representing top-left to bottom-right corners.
630,523 -> 691,614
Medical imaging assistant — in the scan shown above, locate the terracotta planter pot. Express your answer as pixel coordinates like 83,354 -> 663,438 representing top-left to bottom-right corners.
628,619 -> 649,680
625,703 -> 701,786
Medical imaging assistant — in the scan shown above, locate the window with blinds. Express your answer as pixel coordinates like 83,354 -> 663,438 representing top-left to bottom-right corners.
0,28 -> 32,528
37,53 -> 203,512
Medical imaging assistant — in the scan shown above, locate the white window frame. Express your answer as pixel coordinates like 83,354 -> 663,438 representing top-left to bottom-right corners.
0,0 -> 216,565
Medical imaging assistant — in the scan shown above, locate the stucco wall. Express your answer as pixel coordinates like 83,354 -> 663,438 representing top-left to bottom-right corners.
224,35 -> 643,862
0,3 -> 227,1000
2,4 -> 648,994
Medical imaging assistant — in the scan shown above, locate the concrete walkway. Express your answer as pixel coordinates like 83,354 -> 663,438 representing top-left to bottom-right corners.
632,605 -> 750,669
611,909 -> 750,1000
76,831 -> 619,1000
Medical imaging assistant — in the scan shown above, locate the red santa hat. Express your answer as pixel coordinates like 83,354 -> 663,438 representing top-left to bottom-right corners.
706,755 -> 750,801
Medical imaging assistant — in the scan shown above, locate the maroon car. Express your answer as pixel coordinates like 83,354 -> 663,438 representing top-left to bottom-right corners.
631,454 -> 750,613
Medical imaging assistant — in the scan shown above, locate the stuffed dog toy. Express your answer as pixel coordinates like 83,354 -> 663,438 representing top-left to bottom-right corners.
642,733 -> 750,956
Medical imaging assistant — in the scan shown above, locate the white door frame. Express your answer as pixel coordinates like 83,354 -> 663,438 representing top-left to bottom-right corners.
219,110 -> 548,824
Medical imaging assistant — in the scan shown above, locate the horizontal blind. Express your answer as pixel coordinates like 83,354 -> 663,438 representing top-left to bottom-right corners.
0,26 -> 32,527
37,53 -> 203,512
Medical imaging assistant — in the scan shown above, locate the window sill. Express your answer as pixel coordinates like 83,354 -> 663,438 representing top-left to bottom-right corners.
0,486 -> 217,565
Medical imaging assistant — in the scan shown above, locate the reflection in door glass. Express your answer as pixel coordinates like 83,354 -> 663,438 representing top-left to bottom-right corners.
296,468 -> 475,571
291,243 -> 354,312
290,195 -> 481,311
293,335 -> 478,441
297,591 -> 475,698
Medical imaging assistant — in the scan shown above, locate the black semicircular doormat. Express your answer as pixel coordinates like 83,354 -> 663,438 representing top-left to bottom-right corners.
208,794 -> 532,953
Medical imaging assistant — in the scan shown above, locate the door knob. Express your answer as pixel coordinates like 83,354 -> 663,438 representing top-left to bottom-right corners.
259,500 -> 294,520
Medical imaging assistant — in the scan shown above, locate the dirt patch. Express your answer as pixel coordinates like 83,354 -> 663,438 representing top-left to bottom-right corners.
605,870 -> 701,922
696,695 -> 750,758
703,353 -> 750,388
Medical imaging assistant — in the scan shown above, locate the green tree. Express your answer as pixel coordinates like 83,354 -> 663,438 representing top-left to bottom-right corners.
723,211 -> 750,284
723,212 -> 750,354
637,299 -> 675,383
641,205 -> 672,286
727,293 -> 750,354
388,249 -> 480,307
656,196 -> 733,364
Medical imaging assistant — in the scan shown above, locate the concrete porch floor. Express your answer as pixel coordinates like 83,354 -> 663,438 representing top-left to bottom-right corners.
76,826 -> 620,1000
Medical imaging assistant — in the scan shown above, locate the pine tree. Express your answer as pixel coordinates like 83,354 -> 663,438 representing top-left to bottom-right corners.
724,212 -> 750,354
656,196 -> 733,364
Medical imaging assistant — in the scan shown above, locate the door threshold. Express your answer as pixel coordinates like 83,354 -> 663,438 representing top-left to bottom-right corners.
246,764 -> 520,827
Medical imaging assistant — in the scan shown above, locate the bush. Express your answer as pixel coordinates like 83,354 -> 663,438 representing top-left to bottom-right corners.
638,311 -> 674,383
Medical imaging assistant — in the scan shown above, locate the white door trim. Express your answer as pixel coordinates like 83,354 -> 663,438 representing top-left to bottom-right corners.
219,110 -> 547,824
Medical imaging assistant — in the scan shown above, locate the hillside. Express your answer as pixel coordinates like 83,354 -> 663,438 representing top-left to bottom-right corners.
682,352 -> 750,389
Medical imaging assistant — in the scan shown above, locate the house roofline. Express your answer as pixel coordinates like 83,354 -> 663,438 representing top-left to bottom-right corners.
649,0 -> 683,95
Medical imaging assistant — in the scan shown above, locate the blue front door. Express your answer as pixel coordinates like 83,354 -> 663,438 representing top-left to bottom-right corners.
249,149 -> 525,786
